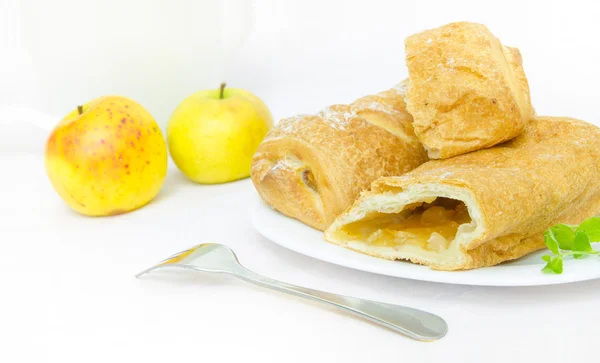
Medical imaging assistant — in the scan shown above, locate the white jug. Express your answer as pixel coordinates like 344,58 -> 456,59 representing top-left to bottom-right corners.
15,0 -> 253,129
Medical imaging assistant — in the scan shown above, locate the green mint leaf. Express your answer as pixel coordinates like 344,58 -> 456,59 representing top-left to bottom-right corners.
544,229 -> 560,254
573,230 -> 592,259
541,255 -> 552,262
576,217 -> 600,242
550,224 -> 576,250
542,256 -> 563,274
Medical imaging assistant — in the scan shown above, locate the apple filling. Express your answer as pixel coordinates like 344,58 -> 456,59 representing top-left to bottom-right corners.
340,198 -> 471,252
301,169 -> 318,193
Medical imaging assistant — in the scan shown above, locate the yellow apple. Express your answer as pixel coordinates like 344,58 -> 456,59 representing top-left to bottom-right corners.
45,96 -> 168,216
167,83 -> 273,184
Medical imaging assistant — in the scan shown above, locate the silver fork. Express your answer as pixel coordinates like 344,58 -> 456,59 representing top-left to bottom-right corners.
136,243 -> 448,341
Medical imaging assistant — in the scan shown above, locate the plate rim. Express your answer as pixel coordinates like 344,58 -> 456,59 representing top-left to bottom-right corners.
250,198 -> 600,287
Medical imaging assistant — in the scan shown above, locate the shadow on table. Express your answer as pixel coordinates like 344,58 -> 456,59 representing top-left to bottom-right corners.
152,170 -> 196,203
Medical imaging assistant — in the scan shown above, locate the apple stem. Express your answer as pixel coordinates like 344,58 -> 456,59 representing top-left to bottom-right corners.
219,82 -> 226,100
77,105 -> 83,115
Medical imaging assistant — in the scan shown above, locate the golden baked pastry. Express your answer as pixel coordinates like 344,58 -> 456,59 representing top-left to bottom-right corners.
251,85 -> 428,231
405,22 -> 534,159
325,117 -> 600,270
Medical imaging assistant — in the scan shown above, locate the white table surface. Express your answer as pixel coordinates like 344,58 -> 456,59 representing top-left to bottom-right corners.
2,150 -> 600,363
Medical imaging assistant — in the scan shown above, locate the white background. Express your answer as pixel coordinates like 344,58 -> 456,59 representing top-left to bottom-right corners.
2,0 -> 600,362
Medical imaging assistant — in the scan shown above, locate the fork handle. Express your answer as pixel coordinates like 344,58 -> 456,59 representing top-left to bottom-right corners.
229,266 -> 447,341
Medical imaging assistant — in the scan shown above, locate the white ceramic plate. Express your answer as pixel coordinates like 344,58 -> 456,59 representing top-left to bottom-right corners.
250,198 -> 600,286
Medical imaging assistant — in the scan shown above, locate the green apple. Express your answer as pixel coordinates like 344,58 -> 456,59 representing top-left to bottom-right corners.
167,83 -> 273,184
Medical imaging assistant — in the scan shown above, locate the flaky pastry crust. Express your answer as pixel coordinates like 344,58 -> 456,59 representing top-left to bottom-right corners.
326,117 -> 600,270
405,22 -> 534,159
251,86 -> 428,230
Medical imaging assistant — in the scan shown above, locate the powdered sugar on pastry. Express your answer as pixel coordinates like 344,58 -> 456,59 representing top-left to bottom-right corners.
251,87 -> 428,231
317,106 -> 356,130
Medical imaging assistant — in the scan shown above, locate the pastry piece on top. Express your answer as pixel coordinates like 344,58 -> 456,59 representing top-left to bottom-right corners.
405,22 -> 534,159
251,85 -> 428,231
325,117 -> 600,270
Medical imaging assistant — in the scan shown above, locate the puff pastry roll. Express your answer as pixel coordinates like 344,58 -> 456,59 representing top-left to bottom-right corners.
405,22 -> 534,159
251,86 -> 428,231
325,117 -> 600,270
